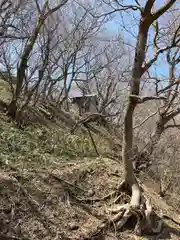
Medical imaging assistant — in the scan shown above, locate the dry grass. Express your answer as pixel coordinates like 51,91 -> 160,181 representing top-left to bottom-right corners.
0,110 -> 117,239
0,79 -> 13,103
0,114 -> 180,240
1,79 -> 180,239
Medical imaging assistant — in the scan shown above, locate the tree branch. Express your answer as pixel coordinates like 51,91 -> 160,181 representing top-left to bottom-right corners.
151,0 -> 177,22
142,42 -> 180,73
152,20 -> 159,54
164,124 -> 180,130
144,0 -> 156,16
130,95 -> 167,103
70,113 -> 107,134
44,0 -> 68,18
75,0 -> 142,19
158,78 -> 180,94
134,110 -> 158,129
165,108 -> 180,122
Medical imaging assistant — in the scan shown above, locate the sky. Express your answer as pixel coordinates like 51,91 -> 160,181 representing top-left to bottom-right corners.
104,0 -> 171,80
1,0 -> 178,94
68,0 -> 176,93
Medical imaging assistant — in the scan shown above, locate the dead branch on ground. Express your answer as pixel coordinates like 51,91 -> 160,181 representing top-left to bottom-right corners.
49,173 -> 86,193
70,113 -> 107,134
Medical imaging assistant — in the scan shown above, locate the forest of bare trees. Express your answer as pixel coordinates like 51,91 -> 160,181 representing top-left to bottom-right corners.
0,0 -> 180,238
0,0 -> 128,119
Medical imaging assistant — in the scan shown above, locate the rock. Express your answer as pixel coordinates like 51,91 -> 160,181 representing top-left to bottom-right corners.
87,189 -> 95,197
69,223 -> 79,231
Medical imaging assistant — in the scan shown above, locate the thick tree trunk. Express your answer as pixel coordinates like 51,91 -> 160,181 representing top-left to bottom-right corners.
122,100 -> 141,207
7,17 -> 44,118
122,102 -> 136,186
122,14 -> 150,206
7,1 -> 68,118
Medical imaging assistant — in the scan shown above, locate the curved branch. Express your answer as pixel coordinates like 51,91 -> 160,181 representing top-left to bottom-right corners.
134,110 -> 158,129
130,94 -> 167,103
70,113 -> 107,134
151,0 -> 177,22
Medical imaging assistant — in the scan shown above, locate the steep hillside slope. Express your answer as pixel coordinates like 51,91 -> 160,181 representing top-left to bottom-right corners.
0,80 -> 180,239
0,113 -> 180,240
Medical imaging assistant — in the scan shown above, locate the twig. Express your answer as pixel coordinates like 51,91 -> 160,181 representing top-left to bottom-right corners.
134,110 -> 158,129
158,79 -> 180,94
164,124 -> 180,130
10,175 -> 58,233
49,173 -> 86,193
71,113 -> 107,134
11,176 -> 40,207
7,203 -> 15,234
85,123 -> 100,157
70,199 -> 103,220
162,214 -> 180,226
83,208 -> 126,240
77,180 -> 126,203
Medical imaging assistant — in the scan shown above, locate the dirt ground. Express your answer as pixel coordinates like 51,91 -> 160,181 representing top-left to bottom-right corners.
0,91 -> 179,239
1,156 -> 180,240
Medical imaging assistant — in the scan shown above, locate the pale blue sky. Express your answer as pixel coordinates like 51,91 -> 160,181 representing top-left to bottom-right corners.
104,0 -> 171,81
68,1 -> 173,91
1,0 -> 178,91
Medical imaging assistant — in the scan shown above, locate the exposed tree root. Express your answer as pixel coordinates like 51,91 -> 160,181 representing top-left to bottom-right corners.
78,180 -> 126,204
161,214 -> 180,226
84,182 -> 162,239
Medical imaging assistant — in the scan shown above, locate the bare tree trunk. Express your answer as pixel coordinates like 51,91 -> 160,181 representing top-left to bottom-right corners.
122,103 -> 137,185
7,0 -> 68,118
122,12 -> 151,206
122,0 -> 178,198
145,105 -> 180,155
7,15 -> 44,118
119,0 -> 177,233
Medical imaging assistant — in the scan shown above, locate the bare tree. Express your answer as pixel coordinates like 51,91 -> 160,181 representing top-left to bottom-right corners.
33,3 -> 108,111
132,7 -> 180,164
6,0 -> 68,118
85,0 -> 180,236
117,0 -> 180,234
71,33 -> 130,121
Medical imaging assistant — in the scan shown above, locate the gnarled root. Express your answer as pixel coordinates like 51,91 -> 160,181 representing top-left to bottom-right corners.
108,184 -> 162,236
85,183 -> 162,239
